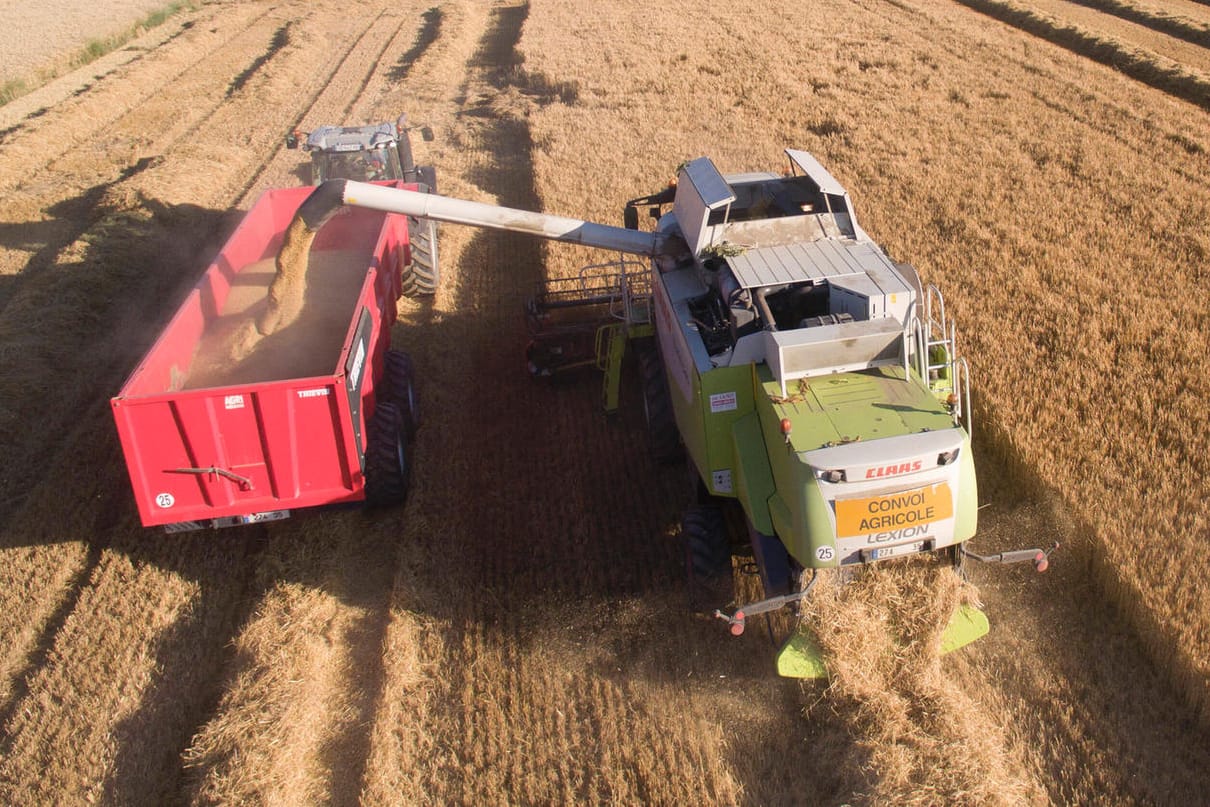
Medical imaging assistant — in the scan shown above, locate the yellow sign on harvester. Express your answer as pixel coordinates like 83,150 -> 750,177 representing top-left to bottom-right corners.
834,483 -> 954,538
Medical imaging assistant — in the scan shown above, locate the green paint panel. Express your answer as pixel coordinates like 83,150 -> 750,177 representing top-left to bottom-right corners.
940,603 -> 989,653
731,413 -> 775,534
687,364 -> 757,497
763,365 -> 954,452
776,630 -> 828,679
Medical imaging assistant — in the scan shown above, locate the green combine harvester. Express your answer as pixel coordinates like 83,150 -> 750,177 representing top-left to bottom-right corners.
289,149 -> 1055,676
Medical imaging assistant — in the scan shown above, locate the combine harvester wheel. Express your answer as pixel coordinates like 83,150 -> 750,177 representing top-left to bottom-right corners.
634,338 -> 681,463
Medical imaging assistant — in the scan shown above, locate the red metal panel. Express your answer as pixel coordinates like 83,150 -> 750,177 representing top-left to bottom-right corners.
112,182 -> 413,529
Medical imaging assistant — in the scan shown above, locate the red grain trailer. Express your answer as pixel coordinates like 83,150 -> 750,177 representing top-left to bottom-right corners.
111,183 -> 420,532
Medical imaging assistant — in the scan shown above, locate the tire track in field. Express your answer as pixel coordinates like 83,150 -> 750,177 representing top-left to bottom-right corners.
954,0 -> 1210,108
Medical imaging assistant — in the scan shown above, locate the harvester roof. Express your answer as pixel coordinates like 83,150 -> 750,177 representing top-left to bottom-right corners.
304,122 -> 398,153
725,238 -> 909,294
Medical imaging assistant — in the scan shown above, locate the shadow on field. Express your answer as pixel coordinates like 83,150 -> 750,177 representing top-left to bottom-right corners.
0,188 -> 237,535
388,6 -> 443,82
955,0 -> 1210,110
0,156 -> 157,319
964,409 -> 1210,805
0,190 -> 259,803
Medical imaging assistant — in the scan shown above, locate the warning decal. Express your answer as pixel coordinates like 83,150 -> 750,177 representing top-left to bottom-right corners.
709,391 -> 737,413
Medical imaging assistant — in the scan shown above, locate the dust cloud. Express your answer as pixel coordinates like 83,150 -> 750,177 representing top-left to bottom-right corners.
184,243 -> 370,389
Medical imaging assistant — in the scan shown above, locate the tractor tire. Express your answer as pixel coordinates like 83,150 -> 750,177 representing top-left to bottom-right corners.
364,401 -> 410,507
401,216 -> 439,297
396,128 -> 416,174
634,338 -> 682,463
416,165 -> 437,193
683,504 -> 734,613
383,350 -> 419,438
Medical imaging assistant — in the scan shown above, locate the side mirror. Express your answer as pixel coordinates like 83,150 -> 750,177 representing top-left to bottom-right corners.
285,131 -> 299,149
623,206 -> 638,230
420,126 -> 435,142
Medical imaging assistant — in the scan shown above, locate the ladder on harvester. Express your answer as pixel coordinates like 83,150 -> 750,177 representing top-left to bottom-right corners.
525,257 -> 653,413
912,284 -> 972,431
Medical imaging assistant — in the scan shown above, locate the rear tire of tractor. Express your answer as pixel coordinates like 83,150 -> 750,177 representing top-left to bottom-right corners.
397,132 -> 416,174
365,401 -> 410,507
684,504 -> 733,613
635,338 -> 682,463
383,350 -> 419,438
401,216 -> 439,297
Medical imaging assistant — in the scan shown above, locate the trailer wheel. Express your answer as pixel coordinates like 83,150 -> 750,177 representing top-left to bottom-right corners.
365,402 -> 410,507
401,216 -> 439,297
635,338 -> 682,463
683,504 -> 733,613
383,350 -> 419,438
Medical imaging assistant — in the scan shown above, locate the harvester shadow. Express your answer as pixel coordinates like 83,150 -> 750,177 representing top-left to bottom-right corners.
0,156 -> 157,319
964,407 -> 1210,804
0,190 -> 236,535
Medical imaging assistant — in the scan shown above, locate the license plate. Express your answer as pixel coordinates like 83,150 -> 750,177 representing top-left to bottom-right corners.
210,510 -> 292,529
864,540 -> 926,561
240,510 -> 291,525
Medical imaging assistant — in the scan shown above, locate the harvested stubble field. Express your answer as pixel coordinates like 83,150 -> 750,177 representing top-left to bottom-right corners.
0,0 -> 1207,804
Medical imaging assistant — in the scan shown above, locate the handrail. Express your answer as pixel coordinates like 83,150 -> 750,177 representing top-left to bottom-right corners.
913,283 -> 972,432
956,356 -> 972,432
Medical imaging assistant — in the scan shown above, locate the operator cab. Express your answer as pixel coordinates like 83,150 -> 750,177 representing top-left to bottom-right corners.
313,143 -> 402,183
654,150 -> 921,391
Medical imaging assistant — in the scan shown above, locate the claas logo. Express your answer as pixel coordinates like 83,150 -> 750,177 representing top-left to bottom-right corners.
865,460 -> 922,480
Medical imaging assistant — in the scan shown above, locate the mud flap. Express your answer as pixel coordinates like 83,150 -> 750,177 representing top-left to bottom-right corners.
939,603 -> 989,653
774,603 -> 990,679
775,631 -> 828,679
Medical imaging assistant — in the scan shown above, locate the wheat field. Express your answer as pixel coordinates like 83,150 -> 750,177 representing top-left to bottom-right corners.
0,0 -> 1206,803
